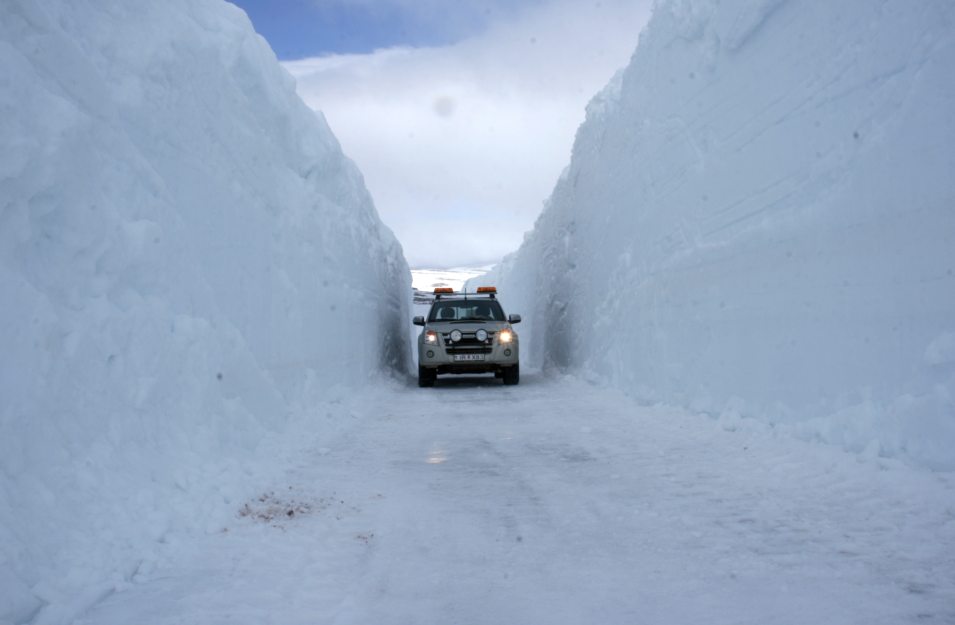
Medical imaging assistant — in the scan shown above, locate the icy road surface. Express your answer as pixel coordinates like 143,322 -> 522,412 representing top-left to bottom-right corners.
83,372 -> 955,624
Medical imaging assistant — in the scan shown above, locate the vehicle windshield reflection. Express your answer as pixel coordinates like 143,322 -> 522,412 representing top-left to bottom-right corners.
428,300 -> 505,322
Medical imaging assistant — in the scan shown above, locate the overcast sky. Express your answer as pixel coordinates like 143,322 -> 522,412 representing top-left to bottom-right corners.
229,0 -> 652,268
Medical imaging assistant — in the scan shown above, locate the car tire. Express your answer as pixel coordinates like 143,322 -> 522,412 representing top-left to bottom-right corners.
418,365 -> 435,388
502,364 -> 519,385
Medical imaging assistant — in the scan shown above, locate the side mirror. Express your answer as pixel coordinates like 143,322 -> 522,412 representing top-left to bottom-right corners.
413,316 -> 426,326
508,314 -> 521,324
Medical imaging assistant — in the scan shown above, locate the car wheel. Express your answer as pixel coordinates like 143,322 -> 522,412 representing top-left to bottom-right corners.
502,364 -> 519,385
418,365 -> 435,387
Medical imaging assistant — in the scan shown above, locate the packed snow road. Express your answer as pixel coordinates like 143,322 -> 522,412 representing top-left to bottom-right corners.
83,371 -> 954,625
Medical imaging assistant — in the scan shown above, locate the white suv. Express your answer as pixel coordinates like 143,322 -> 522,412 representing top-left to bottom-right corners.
413,287 -> 520,387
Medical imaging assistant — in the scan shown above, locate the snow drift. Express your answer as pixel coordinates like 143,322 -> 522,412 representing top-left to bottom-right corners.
0,0 -> 410,621
470,0 -> 955,469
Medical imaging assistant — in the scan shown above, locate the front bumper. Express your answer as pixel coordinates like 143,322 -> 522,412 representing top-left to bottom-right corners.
418,327 -> 519,373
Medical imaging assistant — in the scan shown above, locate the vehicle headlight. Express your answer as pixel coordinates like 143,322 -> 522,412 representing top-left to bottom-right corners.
425,331 -> 437,343
499,330 -> 512,343
476,329 -> 487,341
450,329 -> 462,342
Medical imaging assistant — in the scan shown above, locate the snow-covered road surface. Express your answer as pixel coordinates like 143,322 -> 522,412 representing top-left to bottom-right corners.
82,372 -> 955,624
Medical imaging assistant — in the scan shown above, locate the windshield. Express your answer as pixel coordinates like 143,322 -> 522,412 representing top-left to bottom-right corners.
428,300 -> 505,322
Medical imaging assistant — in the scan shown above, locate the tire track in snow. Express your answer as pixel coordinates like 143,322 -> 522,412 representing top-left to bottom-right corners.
82,371 -> 955,624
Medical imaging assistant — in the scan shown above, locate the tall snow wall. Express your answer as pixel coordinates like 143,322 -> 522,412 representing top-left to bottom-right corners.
0,0 -> 410,621
471,0 -> 955,469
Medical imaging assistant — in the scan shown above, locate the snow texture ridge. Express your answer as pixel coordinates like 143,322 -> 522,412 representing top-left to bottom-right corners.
0,0 -> 410,621
469,0 -> 955,470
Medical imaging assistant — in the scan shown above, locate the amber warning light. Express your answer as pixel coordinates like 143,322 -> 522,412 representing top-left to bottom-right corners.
476,287 -> 497,293
434,288 -> 454,293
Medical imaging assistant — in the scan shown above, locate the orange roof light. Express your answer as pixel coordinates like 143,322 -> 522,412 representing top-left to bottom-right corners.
476,287 -> 497,293
434,288 -> 453,293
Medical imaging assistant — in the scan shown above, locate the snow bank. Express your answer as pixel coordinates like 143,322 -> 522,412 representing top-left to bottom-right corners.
469,0 -> 955,469
0,0 -> 410,621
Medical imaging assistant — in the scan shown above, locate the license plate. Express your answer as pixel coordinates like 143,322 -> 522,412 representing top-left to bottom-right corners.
453,354 -> 485,362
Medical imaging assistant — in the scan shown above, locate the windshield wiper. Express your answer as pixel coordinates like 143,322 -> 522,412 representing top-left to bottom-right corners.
450,319 -> 486,324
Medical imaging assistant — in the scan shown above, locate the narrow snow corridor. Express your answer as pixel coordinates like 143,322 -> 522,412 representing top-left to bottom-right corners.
81,372 -> 955,625
4,2 -> 953,622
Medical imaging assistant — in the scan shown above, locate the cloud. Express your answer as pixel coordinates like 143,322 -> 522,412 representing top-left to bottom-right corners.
284,0 -> 652,268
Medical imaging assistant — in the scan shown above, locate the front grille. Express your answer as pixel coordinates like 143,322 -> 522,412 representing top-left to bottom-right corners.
442,331 -> 496,355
